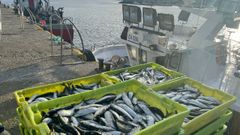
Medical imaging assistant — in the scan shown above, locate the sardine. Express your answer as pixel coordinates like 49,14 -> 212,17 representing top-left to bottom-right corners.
94,105 -> 110,118
132,97 -> 138,105
71,117 -> 79,126
146,115 -> 155,126
74,107 -> 98,117
137,101 -> 158,121
128,92 -> 134,100
99,117 -> 108,126
104,111 -> 116,129
58,109 -> 74,117
95,95 -> 116,104
111,104 -> 133,120
122,92 -> 134,109
188,99 -> 209,109
116,120 -> 132,133
80,120 -> 115,131
117,103 -> 137,119
42,117 -> 52,124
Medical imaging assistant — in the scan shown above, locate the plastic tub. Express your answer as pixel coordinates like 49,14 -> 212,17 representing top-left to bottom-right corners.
22,80 -> 189,135
193,110 -> 232,135
14,74 -> 117,107
151,77 -> 236,135
103,62 -> 184,86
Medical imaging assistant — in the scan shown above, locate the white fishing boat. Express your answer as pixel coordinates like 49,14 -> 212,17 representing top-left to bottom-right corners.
93,0 -> 240,111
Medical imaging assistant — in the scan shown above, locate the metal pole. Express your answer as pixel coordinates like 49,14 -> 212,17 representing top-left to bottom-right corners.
50,16 -> 53,56
25,7 -> 36,24
60,20 -> 63,65
62,19 -> 74,56
49,14 -> 75,63
50,14 -> 64,57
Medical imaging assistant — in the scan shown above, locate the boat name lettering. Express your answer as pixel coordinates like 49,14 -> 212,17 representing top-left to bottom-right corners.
128,34 -> 139,43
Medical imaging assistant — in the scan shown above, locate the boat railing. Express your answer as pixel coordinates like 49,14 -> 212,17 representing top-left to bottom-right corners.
63,18 -> 85,51
23,7 -> 37,24
49,13 -> 66,64
49,13 -> 85,65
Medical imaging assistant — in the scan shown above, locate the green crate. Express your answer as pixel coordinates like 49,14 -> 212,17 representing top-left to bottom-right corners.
103,62 -> 184,86
193,110 -> 232,135
212,125 -> 227,135
17,105 -> 33,135
177,111 -> 232,135
19,122 -> 30,135
22,80 -> 189,135
17,107 -> 24,126
151,77 -> 236,135
14,74 -> 118,107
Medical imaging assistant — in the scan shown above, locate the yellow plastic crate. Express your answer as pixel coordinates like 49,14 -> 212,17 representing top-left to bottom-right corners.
212,125 -> 227,135
19,122 -> 30,135
193,110 -> 232,135
103,62 -> 184,86
151,77 -> 236,135
14,74 -> 118,107
21,80 -> 189,135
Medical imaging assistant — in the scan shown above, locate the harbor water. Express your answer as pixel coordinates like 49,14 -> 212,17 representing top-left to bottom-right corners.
51,0 -> 124,49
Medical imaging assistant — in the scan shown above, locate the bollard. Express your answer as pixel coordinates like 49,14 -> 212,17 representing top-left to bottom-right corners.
104,62 -> 112,71
98,58 -> 104,71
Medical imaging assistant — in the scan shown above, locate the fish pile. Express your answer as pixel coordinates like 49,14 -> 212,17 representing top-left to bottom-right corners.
41,92 -> 165,135
157,85 -> 221,123
112,67 -> 170,86
26,83 -> 101,104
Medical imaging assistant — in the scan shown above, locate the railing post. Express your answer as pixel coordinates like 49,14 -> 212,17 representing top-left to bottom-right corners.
63,18 -> 85,52
50,16 -> 53,56
60,19 -> 63,65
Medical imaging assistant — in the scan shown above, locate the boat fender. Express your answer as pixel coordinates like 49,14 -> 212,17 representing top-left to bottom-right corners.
83,49 -> 96,61
121,26 -> 128,40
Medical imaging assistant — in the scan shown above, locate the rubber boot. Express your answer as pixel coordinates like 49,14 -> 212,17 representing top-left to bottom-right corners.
0,124 -> 10,135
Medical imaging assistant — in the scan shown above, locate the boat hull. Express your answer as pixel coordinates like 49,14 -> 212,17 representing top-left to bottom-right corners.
45,24 -> 74,43
93,44 -> 128,62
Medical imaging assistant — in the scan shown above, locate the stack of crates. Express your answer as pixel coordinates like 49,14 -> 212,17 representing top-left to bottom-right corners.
14,62 -> 236,135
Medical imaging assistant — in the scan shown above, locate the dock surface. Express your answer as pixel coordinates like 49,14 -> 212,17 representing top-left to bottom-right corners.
0,5 -> 97,134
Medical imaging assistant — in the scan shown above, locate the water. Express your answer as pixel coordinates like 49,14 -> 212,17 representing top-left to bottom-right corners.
50,0 -> 124,49
1,0 -> 13,5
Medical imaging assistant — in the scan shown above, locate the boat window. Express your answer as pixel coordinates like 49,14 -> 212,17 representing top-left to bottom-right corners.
158,13 -> 175,32
127,45 -> 138,61
143,8 -> 157,27
178,10 -> 190,23
122,5 -> 130,22
129,6 -> 141,24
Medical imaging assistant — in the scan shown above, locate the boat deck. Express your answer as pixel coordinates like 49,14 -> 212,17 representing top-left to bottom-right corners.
0,5 -> 97,134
